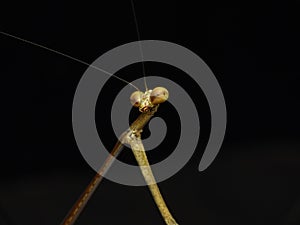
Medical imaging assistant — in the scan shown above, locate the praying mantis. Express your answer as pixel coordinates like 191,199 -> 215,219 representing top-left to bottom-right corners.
0,1 -> 182,224
0,2 -> 226,225
60,87 -> 179,225
0,30 -> 181,225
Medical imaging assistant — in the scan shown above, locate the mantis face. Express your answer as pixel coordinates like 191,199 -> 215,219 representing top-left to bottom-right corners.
130,87 -> 169,112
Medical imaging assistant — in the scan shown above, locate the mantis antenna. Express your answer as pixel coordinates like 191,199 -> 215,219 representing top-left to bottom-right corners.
130,0 -> 148,91
0,31 -> 140,91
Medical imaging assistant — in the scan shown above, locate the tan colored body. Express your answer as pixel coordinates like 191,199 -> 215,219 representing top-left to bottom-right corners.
124,127 -> 178,225
61,88 -> 178,225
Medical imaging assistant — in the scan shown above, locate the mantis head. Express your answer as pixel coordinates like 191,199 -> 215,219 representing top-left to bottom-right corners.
130,87 -> 169,112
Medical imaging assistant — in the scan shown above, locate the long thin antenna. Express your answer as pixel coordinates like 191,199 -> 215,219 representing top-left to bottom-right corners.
0,31 -> 140,91
130,0 -> 148,91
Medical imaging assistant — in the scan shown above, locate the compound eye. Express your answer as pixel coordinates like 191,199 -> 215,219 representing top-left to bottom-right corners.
150,87 -> 169,105
130,91 -> 143,107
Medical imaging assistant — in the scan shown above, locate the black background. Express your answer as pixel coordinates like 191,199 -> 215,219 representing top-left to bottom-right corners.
1,1 -> 300,225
